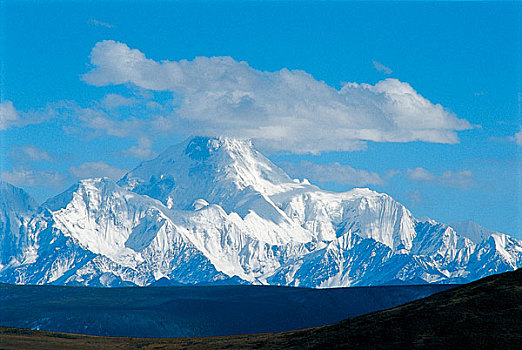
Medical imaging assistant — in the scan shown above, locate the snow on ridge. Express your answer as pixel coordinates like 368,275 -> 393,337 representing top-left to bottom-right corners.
1,136 -> 521,287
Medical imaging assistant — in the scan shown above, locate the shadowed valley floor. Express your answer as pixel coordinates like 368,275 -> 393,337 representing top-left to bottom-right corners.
0,269 -> 520,349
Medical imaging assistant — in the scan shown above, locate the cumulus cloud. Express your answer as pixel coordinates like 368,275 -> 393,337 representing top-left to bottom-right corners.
372,60 -> 392,74
81,40 -> 472,154
69,161 -> 127,181
279,161 -> 383,187
1,167 -> 66,189
407,167 -> 475,190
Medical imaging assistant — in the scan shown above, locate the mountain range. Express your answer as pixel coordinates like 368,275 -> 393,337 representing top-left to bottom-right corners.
1,136 -> 521,287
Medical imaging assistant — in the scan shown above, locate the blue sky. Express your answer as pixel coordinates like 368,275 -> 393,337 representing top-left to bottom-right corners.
1,1 -> 521,237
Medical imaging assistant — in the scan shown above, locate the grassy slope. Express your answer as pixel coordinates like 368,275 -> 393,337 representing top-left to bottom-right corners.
0,269 -> 520,349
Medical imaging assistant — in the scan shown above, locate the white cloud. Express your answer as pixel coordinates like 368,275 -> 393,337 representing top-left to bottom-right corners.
47,99 -> 174,142
439,170 -> 475,189
101,94 -> 136,109
384,169 -> 401,179
407,167 -> 435,181
81,40 -> 472,154
407,167 -> 475,190
88,18 -> 115,29
1,167 -> 66,189
372,60 -> 392,74
121,137 -> 157,160
69,161 -> 127,181
0,100 -> 54,130
12,145 -> 53,162
0,101 -> 24,130
279,161 -> 383,187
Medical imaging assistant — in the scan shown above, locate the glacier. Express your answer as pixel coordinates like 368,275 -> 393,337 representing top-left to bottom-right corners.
0,136 -> 521,287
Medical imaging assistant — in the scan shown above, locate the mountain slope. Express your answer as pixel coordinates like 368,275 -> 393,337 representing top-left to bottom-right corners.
0,136 -> 521,287
1,178 -> 231,286
0,181 -> 38,267
235,268 -> 522,350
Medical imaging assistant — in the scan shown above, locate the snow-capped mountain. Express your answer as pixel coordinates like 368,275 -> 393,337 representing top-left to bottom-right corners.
0,181 -> 38,269
0,137 -> 521,287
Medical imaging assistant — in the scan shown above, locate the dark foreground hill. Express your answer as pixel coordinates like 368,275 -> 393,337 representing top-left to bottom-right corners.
0,283 -> 452,337
0,269 -> 520,349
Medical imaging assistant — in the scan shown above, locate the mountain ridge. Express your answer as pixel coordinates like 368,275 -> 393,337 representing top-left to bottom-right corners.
0,136 -> 520,287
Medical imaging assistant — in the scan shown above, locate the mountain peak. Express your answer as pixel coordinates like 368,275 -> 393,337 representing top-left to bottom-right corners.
182,136 -> 253,161
43,177 -> 119,212
118,136 -> 298,210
